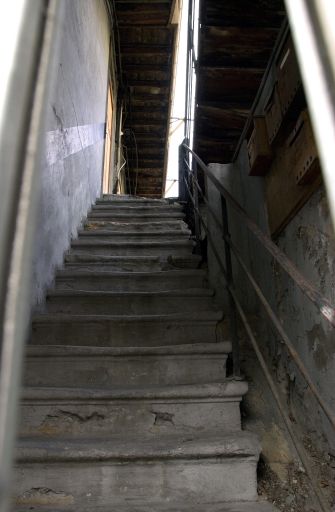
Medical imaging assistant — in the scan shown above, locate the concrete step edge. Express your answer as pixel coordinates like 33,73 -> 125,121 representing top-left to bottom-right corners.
91,205 -> 183,211
101,195 -> 169,201
13,501 -> 279,512
64,254 -> 201,261
56,269 -> 206,278
87,214 -> 185,219
84,220 -> 188,227
26,341 -> 232,357
21,381 -> 248,401
16,431 -> 260,462
32,311 -> 223,323
78,230 -> 191,237
46,288 -> 214,299
70,240 -> 194,247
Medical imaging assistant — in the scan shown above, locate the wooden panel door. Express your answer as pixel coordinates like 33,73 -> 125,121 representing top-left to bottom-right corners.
102,84 -> 113,194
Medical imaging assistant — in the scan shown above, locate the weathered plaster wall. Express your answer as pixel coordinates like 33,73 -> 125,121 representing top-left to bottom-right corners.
206,147 -> 335,453
32,0 -> 110,306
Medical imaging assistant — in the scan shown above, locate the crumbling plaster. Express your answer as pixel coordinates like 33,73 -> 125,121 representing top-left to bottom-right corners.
206,143 -> 335,453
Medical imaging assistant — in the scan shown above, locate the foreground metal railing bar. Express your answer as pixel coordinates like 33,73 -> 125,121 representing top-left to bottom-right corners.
284,0 -> 335,234
0,2 -> 64,512
181,148 -> 332,512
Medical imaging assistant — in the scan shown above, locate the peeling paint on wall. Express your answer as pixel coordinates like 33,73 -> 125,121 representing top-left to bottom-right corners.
206,151 -> 335,453
32,0 -> 110,307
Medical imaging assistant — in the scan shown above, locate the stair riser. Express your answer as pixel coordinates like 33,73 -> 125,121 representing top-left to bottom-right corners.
55,275 -> 207,292
45,296 -> 216,315
15,459 -> 258,506
97,201 -> 169,207
87,214 -> 185,222
100,196 -> 168,202
63,262 -> 185,272
63,256 -> 201,272
19,400 -> 241,437
24,355 -> 227,388
64,263 -> 167,272
91,207 -> 183,215
84,221 -> 188,232
75,234 -> 190,244
31,320 -> 221,347
68,245 -> 193,257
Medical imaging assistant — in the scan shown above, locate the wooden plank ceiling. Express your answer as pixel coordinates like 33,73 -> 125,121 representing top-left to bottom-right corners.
194,0 -> 286,164
113,0 -> 176,198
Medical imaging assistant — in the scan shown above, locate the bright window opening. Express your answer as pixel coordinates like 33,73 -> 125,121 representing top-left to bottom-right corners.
164,0 -> 199,198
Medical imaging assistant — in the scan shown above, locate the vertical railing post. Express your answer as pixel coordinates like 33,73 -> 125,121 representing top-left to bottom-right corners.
221,195 -> 241,377
192,160 -> 201,254
178,142 -> 187,202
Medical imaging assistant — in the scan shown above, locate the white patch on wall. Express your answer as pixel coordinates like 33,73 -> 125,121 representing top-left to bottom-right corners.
45,122 -> 105,166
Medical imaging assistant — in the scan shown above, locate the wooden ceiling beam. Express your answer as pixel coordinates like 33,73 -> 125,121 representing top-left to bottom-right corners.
123,64 -> 170,72
197,99 -> 251,110
121,46 -> 171,56
115,1 -> 170,4
127,79 -> 170,87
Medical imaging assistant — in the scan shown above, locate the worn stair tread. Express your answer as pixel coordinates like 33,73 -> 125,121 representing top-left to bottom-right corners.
26,341 -> 232,357
46,288 -> 214,298
33,311 -> 223,323
101,195 -> 169,202
87,213 -> 185,218
65,254 -> 163,262
22,381 -> 247,401
93,203 -> 179,207
57,269 -> 206,278
64,253 -> 201,264
71,239 -> 193,247
14,501 -> 278,512
17,430 -> 260,462
78,229 -> 191,237
84,220 -> 188,229
91,205 -> 183,212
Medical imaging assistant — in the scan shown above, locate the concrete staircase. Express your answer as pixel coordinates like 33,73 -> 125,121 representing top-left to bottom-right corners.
15,195 -> 276,511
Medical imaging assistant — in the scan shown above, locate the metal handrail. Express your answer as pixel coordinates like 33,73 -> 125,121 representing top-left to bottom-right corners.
180,142 -> 335,430
180,144 -> 333,512
183,143 -> 335,328
182,173 -> 331,512
191,168 -> 335,429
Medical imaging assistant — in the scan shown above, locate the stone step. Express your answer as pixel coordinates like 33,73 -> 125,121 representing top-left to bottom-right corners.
79,228 -> 191,236
14,502 -> 279,512
76,232 -> 192,244
100,195 -> 170,204
91,204 -> 183,214
84,219 -> 189,233
31,312 -> 223,347
87,212 -> 185,222
20,381 -> 246,437
45,289 -> 217,315
83,219 -> 190,233
68,239 -> 194,257
15,432 -> 260,507
54,269 -> 208,292
24,342 -> 231,388
63,254 -> 202,272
